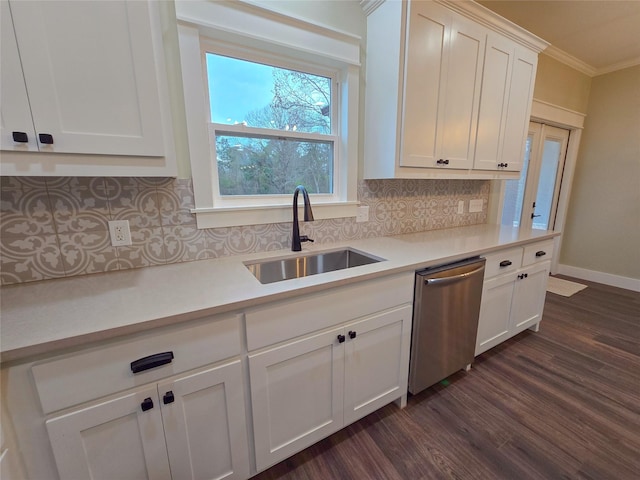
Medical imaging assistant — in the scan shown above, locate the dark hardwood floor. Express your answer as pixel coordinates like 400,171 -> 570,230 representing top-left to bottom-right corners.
253,276 -> 640,479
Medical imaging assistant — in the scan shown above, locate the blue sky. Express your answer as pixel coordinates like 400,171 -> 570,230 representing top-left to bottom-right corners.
206,53 -> 274,124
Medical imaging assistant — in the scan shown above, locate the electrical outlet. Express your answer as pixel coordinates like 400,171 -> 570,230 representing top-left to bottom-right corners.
356,205 -> 369,223
469,199 -> 483,213
108,220 -> 132,246
457,200 -> 464,214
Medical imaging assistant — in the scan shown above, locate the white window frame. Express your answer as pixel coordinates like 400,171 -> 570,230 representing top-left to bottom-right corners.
176,0 -> 360,229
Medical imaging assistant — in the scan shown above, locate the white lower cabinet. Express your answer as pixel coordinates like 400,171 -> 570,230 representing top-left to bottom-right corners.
476,240 -> 553,355
46,361 -> 250,480
249,305 -> 412,472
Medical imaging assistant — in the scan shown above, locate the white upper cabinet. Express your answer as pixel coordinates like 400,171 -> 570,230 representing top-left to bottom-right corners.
474,35 -> 538,172
0,0 -> 176,176
402,2 -> 485,170
363,0 -> 548,180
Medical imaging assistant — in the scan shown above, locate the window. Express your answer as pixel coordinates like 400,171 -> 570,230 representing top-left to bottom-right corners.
176,1 -> 360,228
206,52 -> 336,196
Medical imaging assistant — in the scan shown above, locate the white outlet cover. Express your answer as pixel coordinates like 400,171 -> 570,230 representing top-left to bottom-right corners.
469,199 -> 483,213
108,220 -> 132,246
356,205 -> 369,223
457,200 -> 464,214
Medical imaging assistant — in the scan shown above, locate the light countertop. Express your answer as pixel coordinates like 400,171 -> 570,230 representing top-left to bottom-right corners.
0,224 -> 559,363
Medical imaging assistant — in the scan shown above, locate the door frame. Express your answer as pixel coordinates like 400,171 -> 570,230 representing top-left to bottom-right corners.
488,99 -> 586,274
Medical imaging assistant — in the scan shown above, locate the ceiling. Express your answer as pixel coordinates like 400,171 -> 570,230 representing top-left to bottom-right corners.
477,0 -> 640,76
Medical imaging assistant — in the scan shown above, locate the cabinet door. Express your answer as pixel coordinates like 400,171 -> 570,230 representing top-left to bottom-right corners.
401,2 -> 448,168
249,327 -> 345,472
510,261 -> 550,334
401,2 -> 485,170
475,273 -> 516,356
474,34 -> 514,171
160,361 -> 250,480
439,14 -> 485,169
46,387 -> 171,480
8,0 -> 165,156
501,47 -> 538,171
344,305 -> 412,425
0,0 -> 37,152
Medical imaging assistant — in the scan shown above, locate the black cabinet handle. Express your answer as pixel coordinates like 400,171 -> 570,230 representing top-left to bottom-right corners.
12,131 -> 28,143
141,397 -> 154,412
337,334 -> 345,343
498,162 -> 509,168
443,159 -> 449,165
38,133 -> 54,144
348,331 -> 356,339
518,273 -> 529,280
163,391 -> 175,405
130,351 -> 174,374
437,159 -> 444,165
499,260 -> 512,267
535,251 -> 546,257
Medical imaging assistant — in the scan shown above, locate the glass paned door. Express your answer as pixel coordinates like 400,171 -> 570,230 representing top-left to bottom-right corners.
501,122 -> 569,230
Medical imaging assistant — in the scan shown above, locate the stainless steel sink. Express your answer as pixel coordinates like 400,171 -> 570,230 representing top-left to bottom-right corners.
245,248 -> 384,284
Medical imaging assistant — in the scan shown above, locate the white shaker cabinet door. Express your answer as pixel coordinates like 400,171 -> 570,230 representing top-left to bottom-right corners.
0,0 -> 38,152
500,47 -> 538,172
474,34 -> 514,171
160,361 -> 250,480
401,2 -> 485,170
46,386 -> 171,480
8,0 -> 165,156
510,261 -> 551,334
249,327 -> 345,472
475,272 -> 516,356
343,305 -> 412,425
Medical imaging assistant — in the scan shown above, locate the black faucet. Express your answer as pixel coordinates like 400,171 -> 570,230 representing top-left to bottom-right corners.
292,185 -> 314,251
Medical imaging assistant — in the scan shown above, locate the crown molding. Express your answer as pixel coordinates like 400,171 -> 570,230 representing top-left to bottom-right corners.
360,0 -> 386,16
437,0 -> 549,52
543,45 -> 597,77
595,56 -> 640,76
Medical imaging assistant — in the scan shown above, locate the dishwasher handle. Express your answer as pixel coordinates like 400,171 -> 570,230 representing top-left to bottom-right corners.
423,264 -> 485,286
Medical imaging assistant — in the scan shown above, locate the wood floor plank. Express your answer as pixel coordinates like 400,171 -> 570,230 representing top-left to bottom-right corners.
252,277 -> 640,479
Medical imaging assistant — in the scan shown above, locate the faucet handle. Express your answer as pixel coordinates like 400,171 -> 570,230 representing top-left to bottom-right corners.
300,235 -> 314,243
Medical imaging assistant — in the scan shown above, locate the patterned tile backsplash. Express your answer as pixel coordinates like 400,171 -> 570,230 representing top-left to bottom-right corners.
0,177 -> 489,285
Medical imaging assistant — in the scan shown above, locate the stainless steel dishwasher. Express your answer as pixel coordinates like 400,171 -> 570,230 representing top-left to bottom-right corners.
408,257 -> 485,395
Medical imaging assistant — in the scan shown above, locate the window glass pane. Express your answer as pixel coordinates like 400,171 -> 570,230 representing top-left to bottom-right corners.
501,135 -> 532,227
216,134 -> 333,195
206,53 -> 331,134
533,139 -> 562,229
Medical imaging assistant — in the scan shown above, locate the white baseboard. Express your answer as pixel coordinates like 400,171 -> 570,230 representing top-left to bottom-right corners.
557,264 -> 640,292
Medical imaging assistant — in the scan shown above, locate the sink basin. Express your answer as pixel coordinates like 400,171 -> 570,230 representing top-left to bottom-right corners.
245,248 -> 385,284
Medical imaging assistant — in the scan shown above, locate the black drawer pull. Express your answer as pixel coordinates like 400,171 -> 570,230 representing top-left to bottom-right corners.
131,351 -> 174,374
499,260 -> 512,267
38,133 -> 54,144
535,251 -> 546,257
348,330 -> 357,339
141,397 -> 154,412
12,131 -> 28,143
163,391 -> 175,405
337,334 -> 346,343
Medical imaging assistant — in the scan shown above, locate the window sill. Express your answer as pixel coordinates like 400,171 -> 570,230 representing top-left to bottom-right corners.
192,202 -> 359,229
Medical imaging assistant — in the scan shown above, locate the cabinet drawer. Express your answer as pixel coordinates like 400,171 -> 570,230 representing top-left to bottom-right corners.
483,247 -> 523,278
522,240 -> 554,267
33,314 -> 241,414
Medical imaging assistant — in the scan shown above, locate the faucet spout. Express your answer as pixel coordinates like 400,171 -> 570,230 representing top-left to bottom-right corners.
292,185 -> 314,251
